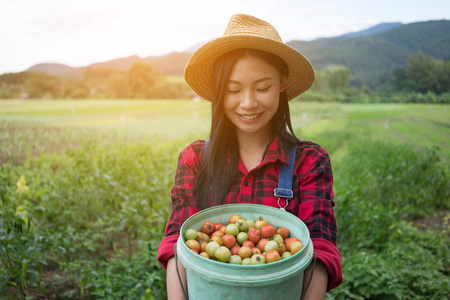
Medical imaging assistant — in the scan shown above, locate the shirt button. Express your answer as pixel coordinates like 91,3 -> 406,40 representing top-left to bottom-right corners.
244,181 -> 250,186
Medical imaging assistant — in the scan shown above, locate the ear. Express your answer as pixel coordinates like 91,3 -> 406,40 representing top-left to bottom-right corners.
280,72 -> 287,92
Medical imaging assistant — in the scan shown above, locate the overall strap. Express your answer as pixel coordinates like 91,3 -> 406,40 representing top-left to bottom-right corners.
274,142 -> 297,210
203,139 -> 209,157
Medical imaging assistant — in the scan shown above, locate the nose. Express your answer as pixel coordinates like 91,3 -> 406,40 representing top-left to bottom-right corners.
240,90 -> 258,109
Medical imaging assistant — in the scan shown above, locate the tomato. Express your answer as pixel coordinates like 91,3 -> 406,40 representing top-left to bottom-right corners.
242,258 -> 252,265
229,255 -> 242,265
251,247 -> 261,255
228,214 -> 242,224
272,233 -> 284,244
184,228 -> 198,240
254,217 -> 268,230
211,235 -> 223,246
250,254 -> 265,265
236,232 -> 249,245
191,249 -> 199,254
236,219 -> 249,232
230,245 -> 241,256
219,225 -> 227,234
202,233 -> 210,242
257,238 -> 269,252
238,246 -> 252,259
200,251 -> 210,259
225,223 -> 240,236
260,224 -> 275,238
222,234 -> 237,249
211,231 -> 224,238
290,241 -> 304,254
246,219 -> 255,228
264,240 -> 279,252
248,228 -> 261,244
281,251 -> 292,259
185,239 -> 200,252
285,237 -> 300,251
200,241 -> 208,253
201,221 -> 214,235
214,223 -> 223,231
278,243 -> 287,255
205,241 -> 220,258
242,240 -> 255,249
196,231 -> 204,242
276,227 -> 290,239
265,250 -> 281,263
215,246 -> 231,263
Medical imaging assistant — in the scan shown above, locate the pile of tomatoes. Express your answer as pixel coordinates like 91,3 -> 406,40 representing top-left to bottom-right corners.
184,213 -> 304,265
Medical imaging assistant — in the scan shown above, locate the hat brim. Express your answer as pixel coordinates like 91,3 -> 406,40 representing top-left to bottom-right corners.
184,35 -> 315,101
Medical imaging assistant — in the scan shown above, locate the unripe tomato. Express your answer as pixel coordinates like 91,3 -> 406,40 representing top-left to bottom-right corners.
285,237 -> 300,251
219,225 -> 227,234
202,221 -> 215,235
276,227 -> 290,239
229,255 -> 242,265
236,232 -> 249,245
265,250 -> 281,263
202,233 -> 210,242
238,246 -> 252,259
184,228 -> 198,241
225,223 -> 240,236
211,235 -> 223,246
242,258 -> 252,265
246,219 -> 255,228
261,224 -> 275,238
272,233 -> 284,244
215,246 -> 231,263
264,240 -> 279,253
211,231 -> 224,238
254,217 -> 268,230
248,228 -> 261,244
205,241 -> 220,258
250,254 -> 265,265
200,251 -> 210,259
281,251 -> 292,259
196,231 -> 204,242
228,214 -> 242,224
222,234 -> 237,249
278,243 -> 287,255
251,247 -> 261,255
200,241 -> 208,253
235,219 -> 249,232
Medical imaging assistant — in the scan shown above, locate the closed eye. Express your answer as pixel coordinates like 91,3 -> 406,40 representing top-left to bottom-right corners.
257,86 -> 270,92
227,90 -> 240,94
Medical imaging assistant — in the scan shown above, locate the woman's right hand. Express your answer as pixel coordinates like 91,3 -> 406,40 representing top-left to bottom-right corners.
166,256 -> 188,300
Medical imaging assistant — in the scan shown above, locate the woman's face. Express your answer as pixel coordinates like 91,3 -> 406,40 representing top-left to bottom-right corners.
223,53 -> 286,139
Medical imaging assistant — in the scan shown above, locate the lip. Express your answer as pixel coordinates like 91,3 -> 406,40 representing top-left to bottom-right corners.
237,113 -> 262,120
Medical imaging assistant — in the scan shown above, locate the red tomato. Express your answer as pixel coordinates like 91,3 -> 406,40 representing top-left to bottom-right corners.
276,227 -> 290,239
219,225 -> 227,234
230,245 -> 241,256
285,237 -> 300,251
260,224 -> 275,238
200,241 -> 208,253
242,240 -> 255,249
257,238 -> 269,253
251,247 -> 261,255
222,234 -> 237,249
228,214 -> 242,224
214,223 -> 223,231
278,243 -> 287,255
202,221 -> 215,235
211,231 -> 224,238
248,228 -> 261,244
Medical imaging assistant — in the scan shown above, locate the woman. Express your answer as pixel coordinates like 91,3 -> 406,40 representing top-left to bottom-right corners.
158,14 -> 342,299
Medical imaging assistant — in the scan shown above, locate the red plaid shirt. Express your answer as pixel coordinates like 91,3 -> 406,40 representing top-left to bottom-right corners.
158,136 -> 342,290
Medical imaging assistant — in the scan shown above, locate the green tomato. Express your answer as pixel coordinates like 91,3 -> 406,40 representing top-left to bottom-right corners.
205,241 -> 220,258
246,219 -> 255,228
225,223 -> 240,236
236,232 -> 249,245
236,219 -> 249,232
185,229 -> 198,241
281,252 -> 292,259
250,254 -> 265,265
242,258 -> 252,265
272,234 -> 284,244
264,240 -> 279,252
215,246 -> 231,263
229,255 -> 242,265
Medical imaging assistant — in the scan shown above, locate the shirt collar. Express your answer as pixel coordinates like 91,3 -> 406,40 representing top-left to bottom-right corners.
263,136 -> 290,166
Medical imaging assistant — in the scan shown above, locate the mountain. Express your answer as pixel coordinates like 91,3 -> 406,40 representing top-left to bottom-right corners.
288,20 -> 450,87
24,20 -> 449,88
338,22 -> 403,38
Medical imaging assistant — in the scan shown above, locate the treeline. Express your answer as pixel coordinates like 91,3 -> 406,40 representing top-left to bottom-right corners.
298,52 -> 450,103
0,61 -> 191,100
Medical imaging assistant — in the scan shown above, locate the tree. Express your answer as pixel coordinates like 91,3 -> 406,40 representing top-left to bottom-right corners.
127,61 -> 162,98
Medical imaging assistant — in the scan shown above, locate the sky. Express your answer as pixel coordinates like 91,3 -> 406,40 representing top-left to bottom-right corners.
1,0 -> 449,75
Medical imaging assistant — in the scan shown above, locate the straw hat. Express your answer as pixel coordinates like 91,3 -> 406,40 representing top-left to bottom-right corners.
184,14 -> 314,101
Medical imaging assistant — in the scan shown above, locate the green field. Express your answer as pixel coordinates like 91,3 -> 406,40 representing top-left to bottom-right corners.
1,99 -> 449,299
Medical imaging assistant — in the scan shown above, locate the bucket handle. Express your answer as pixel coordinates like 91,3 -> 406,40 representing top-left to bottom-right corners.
300,252 -> 317,300
174,243 -> 189,300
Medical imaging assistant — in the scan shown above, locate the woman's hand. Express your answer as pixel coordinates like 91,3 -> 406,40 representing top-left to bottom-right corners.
166,256 -> 188,300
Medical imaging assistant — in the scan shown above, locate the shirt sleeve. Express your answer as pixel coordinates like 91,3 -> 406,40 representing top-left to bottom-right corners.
157,141 -> 203,269
297,145 -> 342,291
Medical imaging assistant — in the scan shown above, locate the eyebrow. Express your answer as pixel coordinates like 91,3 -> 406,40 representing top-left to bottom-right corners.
227,77 -> 274,84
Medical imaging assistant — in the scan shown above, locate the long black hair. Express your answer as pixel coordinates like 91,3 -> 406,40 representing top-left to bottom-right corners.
192,49 -> 299,209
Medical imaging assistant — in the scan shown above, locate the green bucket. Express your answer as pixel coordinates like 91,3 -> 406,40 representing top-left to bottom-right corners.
176,204 -> 314,300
